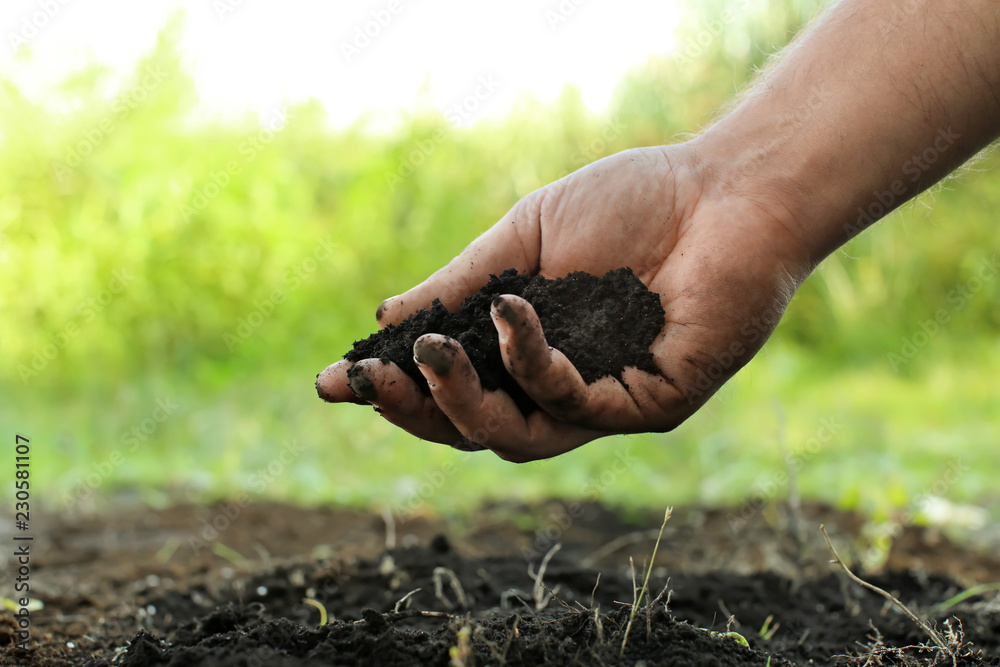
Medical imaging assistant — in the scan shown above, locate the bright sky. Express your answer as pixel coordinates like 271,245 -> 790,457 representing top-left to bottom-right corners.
1,0 -> 688,127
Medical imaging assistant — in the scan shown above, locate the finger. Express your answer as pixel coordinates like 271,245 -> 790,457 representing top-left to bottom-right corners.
377,201 -> 540,327
344,358 -> 475,448
490,295 -> 683,432
412,333 -> 605,461
316,360 -> 366,404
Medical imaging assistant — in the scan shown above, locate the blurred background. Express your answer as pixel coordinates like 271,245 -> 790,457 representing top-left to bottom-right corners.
2,0 -> 997,530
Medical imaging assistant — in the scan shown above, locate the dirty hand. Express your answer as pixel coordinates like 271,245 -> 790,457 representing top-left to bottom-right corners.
317,0 -> 1000,461
317,143 -> 812,461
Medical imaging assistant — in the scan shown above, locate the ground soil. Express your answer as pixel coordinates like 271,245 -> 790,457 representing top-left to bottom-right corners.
2,499 -> 999,666
341,268 -> 665,414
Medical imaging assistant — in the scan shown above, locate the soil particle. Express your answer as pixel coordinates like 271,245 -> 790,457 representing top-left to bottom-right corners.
344,268 -> 666,414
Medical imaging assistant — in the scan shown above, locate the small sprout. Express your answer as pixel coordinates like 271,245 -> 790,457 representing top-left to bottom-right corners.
758,614 -> 779,640
211,542 -> 249,567
155,536 -> 181,564
449,624 -> 473,667
1,597 -> 43,612
302,598 -> 328,626
620,507 -> 673,656
708,629 -> 750,648
930,582 -> 1000,615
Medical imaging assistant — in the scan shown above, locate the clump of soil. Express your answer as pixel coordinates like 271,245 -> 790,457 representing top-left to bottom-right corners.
343,268 -> 665,414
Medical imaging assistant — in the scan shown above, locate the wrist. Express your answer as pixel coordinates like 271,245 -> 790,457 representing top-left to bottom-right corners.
680,125 -> 828,275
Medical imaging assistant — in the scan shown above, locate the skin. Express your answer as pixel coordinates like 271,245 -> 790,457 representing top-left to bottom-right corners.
318,0 -> 1000,463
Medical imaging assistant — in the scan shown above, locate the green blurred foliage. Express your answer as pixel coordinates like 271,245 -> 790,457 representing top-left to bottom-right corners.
2,2 -> 998,522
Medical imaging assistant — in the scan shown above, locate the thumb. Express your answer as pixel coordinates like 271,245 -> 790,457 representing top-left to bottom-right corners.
376,206 -> 537,327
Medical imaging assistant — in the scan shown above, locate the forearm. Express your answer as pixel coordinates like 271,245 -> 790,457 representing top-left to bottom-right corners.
691,0 -> 1000,266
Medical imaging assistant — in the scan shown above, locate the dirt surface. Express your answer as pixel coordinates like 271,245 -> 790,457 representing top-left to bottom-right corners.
338,268 -> 665,415
2,499 -> 999,666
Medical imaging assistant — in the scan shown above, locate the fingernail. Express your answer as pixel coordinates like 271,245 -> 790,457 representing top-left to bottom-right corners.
413,337 -> 454,376
346,365 -> 378,402
491,296 -> 515,344
315,365 -> 341,402
315,379 -> 335,402
376,296 -> 397,323
491,307 -> 511,346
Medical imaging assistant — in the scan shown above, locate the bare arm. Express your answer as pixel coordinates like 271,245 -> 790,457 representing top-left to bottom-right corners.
695,0 -> 1000,266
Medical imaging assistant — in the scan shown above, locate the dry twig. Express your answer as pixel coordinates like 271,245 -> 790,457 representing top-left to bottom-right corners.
433,567 -> 469,611
820,524 -> 948,651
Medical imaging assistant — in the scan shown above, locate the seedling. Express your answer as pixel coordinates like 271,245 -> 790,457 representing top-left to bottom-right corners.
449,623 -> 473,667
758,614 -> 779,641
929,582 -> 1000,615
620,506 -> 673,656
211,542 -> 249,567
711,630 -> 750,648
302,597 -> 329,625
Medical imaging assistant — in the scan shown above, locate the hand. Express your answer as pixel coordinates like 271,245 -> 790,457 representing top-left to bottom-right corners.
317,144 -> 812,462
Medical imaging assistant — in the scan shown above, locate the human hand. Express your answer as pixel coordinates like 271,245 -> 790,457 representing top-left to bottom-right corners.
317,143 -> 813,462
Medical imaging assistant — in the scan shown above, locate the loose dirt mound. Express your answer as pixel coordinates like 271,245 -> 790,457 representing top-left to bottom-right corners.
2,501 -> 998,666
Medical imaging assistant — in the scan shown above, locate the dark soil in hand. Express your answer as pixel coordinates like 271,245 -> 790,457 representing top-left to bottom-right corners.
343,268 -> 666,414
